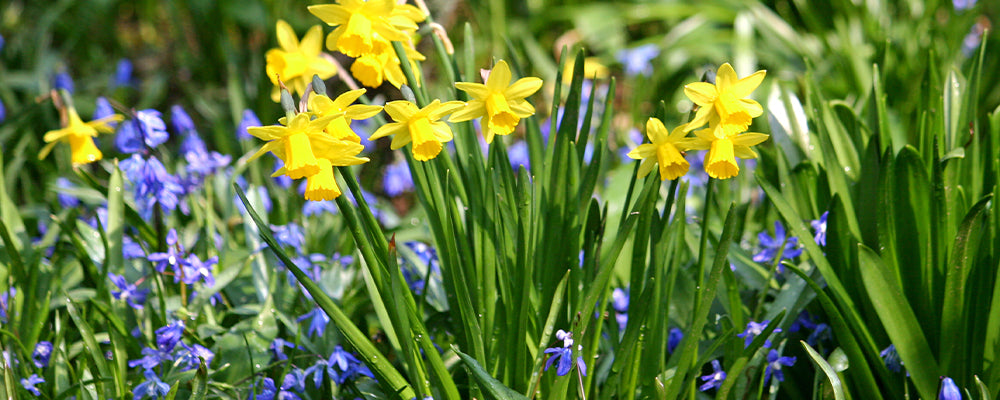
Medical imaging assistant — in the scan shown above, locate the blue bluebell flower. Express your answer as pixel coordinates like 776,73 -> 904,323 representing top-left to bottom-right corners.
55,177 -> 80,208
699,359 -> 726,391
611,287 -> 629,330
939,377 -> 962,400
962,21 -> 986,58
237,109 -> 262,141
668,327 -> 683,353
953,0 -> 976,10
811,211 -> 828,246
109,273 -> 148,310
298,307 -> 330,337
753,221 -> 803,265
128,347 -> 171,370
880,344 -> 903,373
123,234 -> 146,259
543,343 -> 587,377
116,110 -> 169,153
616,44 -> 659,77
178,254 -> 217,286
282,368 -> 307,393
383,160 -> 414,197
508,140 -> 530,170
0,34 -> 4,53
113,58 -> 135,88
176,343 -> 214,371
171,105 -> 196,135
0,99 -> 5,124
270,338 -> 297,361
155,320 -> 185,353
21,374 -> 44,396
148,229 -> 185,273
737,320 -> 782,348
249,377 -> 277,400
32,341 -> 53,368
180,131 -> 231,186
305,345 -> 372,387
271,223 -> 305,249
120,155 -> 186,218
303,199 -> 337,216
53,71 -> 74,93
93,97 -> 117,124
0,287 -> 15,322
764,350 -> 796,385
133,369 -> 170,400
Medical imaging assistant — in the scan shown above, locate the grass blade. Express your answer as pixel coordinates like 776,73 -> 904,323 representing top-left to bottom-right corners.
801,341 -> 846,400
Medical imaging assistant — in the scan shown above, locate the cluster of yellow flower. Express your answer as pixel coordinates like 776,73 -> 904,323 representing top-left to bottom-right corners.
628,63 -> 769,180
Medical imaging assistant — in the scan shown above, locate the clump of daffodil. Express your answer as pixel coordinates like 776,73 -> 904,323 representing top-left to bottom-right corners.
369,99 -> 464,161
684,62 -> 765,137
39,92 -> 124,165
265,20 -> 338,102
247,111 -> 338,180
685,125 -> 769,180
308,0 -> 426,88
450,60 -> 543,144
306,88 -> 383,142
626,118 -> 693,181
272,138 -> 369,201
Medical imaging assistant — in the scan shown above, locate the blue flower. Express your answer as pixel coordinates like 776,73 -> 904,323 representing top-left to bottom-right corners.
616,43 -> 659,77
508,140 -> 530,170
668,327 -> 683,353
383,160 -> 414,197
155,320 -> 185,353
764,349 -> 796,385
298,307 -> 330,337
116,110 -> 169,153
123,234 -> 146,259
271,223 -> 305,249
281,368 -> 307,393
811,211 -> 828,246
753,221 -> 803,265
737,320 -> 782,348
93,97 -> 117,125
939,377 -> 962,400
176,343 -> 214,371
112,58 -> 135,88
249,377 -> 277,400
55,177 -> 80,208
880,344 -> 903,373
303,199 -> 337,216
148,229 -> 185,273
133,369 -> 170,400
611,288 -> 629,330
237,109 -> 262,140
0,34 -> 4,53
544,330 -> 587,377
128,347 -> 171,370
108,273 -> 149,310
270,338 -> 297,361
179,254 -> 217,287
699,359 -> 726,391
120,155 -> 187,218
0,98 -> 5,123
0,287 -> 15,322
32,341 -> 53,368
953,0 -> 976,11
171,105 -> 197,135
53,71 -> 74,93
305,346 -> 371,387
21,374 -> 44,396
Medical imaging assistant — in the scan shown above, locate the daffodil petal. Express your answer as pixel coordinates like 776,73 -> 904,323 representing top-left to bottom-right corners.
301,25 -> 325,57
275,20 -> 298,51
486,60 -> 512,92
731,132 -> 769,147
715,63 -> 738,91
734,146 -> 758,159
308,4 -> 350,26
645,117 -> 669,143
369,122 -> 407,140
684,82 -> 718,106
248,126 -> 286,141
455,82 -> 489,100
449,101 -> 486,122
730,70 -> 766,99
344,104 -> 384,120
384,101 -> 418,121
504,77 -> 543,100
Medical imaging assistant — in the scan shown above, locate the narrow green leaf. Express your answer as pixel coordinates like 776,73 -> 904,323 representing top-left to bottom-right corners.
192,359 -> 209,400
455,346 -> 530,400
526,270 -> 570,398
858,244 -> 939,400
801,341 -> 846,400
105,162 -> 125,275
64,296 -> 113,398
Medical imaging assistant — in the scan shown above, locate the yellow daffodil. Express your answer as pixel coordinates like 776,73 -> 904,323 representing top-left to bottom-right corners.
265,20 -> 338,102
369,99 -> 464,161
450,60 -> 543,144
349,36 -> 424,88
685,127 -> 769,180
247,113 -> 336,179
39,106 -> 123,165
684,63 -> 765,136
308,0 -> 425,58
626,118 -> 693,181
307,89 -> 383,142
271,138 -> 369,201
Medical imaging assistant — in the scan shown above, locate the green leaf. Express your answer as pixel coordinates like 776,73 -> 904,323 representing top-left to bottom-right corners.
454,346 -> 530,400
858,244 -> 939,399
105,162 -> 125,276
801,341 -> 847,400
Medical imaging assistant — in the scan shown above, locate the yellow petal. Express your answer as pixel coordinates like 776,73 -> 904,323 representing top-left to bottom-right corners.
715,63 -> 738,91
248,126 -> 286,141
301,25 -> 325,57
69,134 -> 102,165
705,137 -> 739,179
384,101 -> 418,122
351,54 -> 385,88
283,133 -> 321,179
504,77 -> 543,100
734,145 -> 758,159
731,132 -> 769,147
739,98 -> 764,118
729,69 -> 766,99
305,159 -> 342,201
455,82 -> 489,100
637,158 -> 656,178
308,4 -> 350,26
486,60 -> 512,93
332,88 -> 368,110
410,117 -> 442,161
344,105 -> 384,120
645,117 -> 669,143
369,122 -> 407,141
508,100 -> 535,117
449,101 -> 486,123
684,82 -> 718,106
428,101 -> 465,120
655,142 -> 689,180
275,20 -> 298,52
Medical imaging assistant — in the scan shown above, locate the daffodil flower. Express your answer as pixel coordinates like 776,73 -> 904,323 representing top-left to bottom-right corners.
626,118 -> 692,181
684,63 -> 765,136
685,126 -> 769,179
370,100 -> 464,161
40,105 -> 123,165
450,60 -> 543,144
349,36 -> 425,88
247,113 -> 337,179
265,20 -> 338,102
308,0 -> 424,58
307,89 -> 383,142
273,138 -> 368,201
